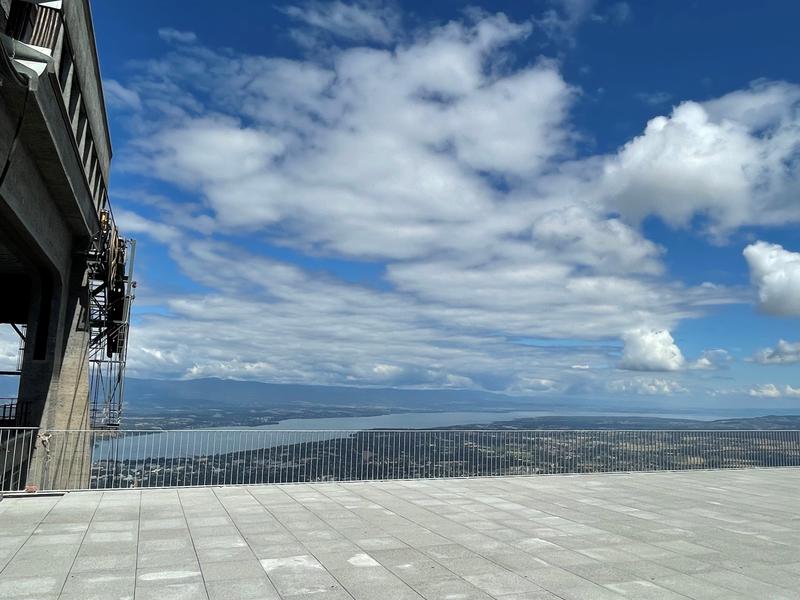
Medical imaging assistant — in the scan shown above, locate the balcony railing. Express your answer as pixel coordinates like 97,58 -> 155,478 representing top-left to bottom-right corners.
0,399 -> 17,422
0,399 -> 30,424
2,428 -> 800,492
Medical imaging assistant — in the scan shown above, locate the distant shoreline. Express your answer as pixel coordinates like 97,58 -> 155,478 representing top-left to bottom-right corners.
123,408 -> 800,431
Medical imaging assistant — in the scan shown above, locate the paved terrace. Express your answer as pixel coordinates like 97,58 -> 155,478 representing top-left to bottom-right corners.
0,469 -> 798,600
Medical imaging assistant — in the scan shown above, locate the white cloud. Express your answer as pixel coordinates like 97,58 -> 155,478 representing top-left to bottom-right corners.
103,80 -> 142,111
751,340 -> 800,365
113,209 -> 181,245
690,349 -> 732,370
281,1 -> 401,44
187,360 -> 277,379
743,241 -> 800,316
506,376 -> 561,394
109,11 -> 757,390
157,28 -> 197,44
620,329 -> 685,372
785,385 -> 800,398
603,81 -> 800,240
0,326 -> 20,372
635,91 -> 671,106
126,15 -> 572,261
691,357 -> 713,370
535,0 -> 630,46
138,116 -> 286,187
124,236 -> 613,391
608,378 -> 687,396
748,383 -> 783,398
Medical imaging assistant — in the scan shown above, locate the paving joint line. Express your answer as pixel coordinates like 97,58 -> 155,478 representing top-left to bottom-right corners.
55,491 -> 104,599
208,486 -> 289,599
131,489 -> 143,600
176,488 -> 211,600
0,494 -> 63,575
326,479 -> 692,599
307,481 -> 545,599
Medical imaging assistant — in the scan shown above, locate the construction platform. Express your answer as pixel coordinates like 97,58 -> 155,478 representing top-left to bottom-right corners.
0,469 -> 798,599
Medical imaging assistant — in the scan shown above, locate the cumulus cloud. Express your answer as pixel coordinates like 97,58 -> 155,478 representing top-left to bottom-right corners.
607,378 -> 687,396
604,81 -> 800,240
126,15 -> 576,259
750,340 -> 800,365
690,349 -> 732,370
743,241 -> 800,316
748,383 -> 783,398
620,329 -> 685,372
110,11 -> 755,390
157,28 -> 197,44
280,1 -> 401,44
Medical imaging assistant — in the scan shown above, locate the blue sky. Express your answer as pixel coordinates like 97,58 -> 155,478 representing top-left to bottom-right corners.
82,0 -> 800,407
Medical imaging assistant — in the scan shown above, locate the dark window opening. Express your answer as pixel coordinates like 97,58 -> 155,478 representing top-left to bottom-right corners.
58,40 -> 73,90
76,105 -> 88,147
68,74 -> 81,122
82,134 -> 93,168
6,2 -> 39,43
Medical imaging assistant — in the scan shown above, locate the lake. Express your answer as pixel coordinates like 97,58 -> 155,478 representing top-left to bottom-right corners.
93,409 -> 730,460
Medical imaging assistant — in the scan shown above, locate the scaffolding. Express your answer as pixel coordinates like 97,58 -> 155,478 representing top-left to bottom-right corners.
86,210 -> 136,429
0,324 -> 25,424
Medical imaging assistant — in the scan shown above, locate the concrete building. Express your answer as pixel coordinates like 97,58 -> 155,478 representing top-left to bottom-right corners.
0,0 -> 131,489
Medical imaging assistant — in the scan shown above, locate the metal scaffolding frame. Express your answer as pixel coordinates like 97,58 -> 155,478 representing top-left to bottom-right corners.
0,324 -> 25,424
85,211 -> 136,429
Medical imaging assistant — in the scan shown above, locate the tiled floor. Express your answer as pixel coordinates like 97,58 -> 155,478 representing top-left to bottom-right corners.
0,469 -> 798,599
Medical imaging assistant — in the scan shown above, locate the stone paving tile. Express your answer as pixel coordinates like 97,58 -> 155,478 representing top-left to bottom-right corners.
135,581 -> 208,600
260,554 -> 346,597
60,569 -> 135,600
694,569 -> 799,599
205,576 -> 280,600
0,574 -> 66,599
463,570 -> 545,596
135,567 -> 209,600
650,573 -> 739,599
496,592 -> 563,600
415,577 -> 495,599
1,469 -> 799,598
71,551 -> 138,573
196,545 -> 257,564
603,580 -> 690,599
199,559 -> 266,582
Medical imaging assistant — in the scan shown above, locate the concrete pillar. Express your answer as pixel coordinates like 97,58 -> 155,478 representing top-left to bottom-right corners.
23,254 -> 92,490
